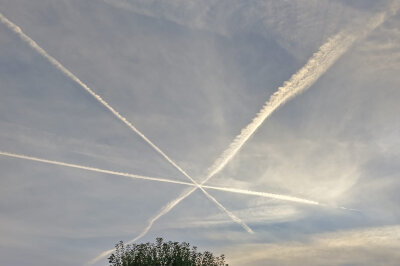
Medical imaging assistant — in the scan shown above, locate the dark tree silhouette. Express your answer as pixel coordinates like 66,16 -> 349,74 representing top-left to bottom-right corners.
108,238 -> 228,266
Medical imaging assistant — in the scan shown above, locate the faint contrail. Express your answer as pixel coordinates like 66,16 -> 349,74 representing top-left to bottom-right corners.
95,5 -> 400,261
86,187 -> 198,265
0,12 -> 251,233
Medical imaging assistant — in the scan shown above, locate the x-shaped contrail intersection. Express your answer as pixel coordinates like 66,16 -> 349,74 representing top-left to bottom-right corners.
0,11 -> 252,234
0,2 -> 398,265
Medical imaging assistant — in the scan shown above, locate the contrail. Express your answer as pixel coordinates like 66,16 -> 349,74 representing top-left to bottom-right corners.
0,150 -> 321,206
203,0 -> 400,182
91,5 -> 400,263
0,150 -> 193,186
0,12 -> 193,187
203,186 -> 361,212
203,185 -> 320,205
203,8 -> 395,183
0,12 -> 251,233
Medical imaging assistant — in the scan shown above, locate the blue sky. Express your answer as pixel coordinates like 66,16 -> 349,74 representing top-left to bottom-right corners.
0,0 -> 400,265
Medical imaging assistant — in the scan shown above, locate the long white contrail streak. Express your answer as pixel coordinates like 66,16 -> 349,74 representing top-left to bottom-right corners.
0,150 -> 193,186
95,5 -> 400,263
0,13 -> 251,233
0,150 -> 320,205
204,0 -> 400,182
203,7 -> 396,183
203,185 -> 319,205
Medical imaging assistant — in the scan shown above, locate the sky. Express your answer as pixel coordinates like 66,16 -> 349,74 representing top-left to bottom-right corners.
0,0 -> 399,265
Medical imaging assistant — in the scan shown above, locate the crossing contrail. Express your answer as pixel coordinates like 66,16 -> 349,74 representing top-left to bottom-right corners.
0,150 -> 328,266
87,185 -> 321,265
0,150 -> 320,205
0,12 -> 193,186
94,5 -> 400,262
0,12 -> 251,233
88,183 -> 323,265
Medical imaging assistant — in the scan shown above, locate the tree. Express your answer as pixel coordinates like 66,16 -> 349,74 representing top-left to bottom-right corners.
108,238 -> 228,266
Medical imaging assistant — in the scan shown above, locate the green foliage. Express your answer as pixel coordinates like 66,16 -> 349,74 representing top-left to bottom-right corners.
108,238 -> 228,266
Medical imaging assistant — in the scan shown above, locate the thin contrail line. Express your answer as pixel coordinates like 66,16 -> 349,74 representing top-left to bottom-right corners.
0,12 -> 251,233
0,150 -> 320,206
203,185 -> 319,205
0,150 -> 193,186
93,5 -> 400,263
